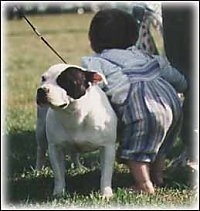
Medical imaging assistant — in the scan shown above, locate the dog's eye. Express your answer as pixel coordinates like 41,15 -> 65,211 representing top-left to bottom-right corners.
41,76 -> 46,82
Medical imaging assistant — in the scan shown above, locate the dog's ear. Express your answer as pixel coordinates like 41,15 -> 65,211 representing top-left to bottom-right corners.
85,71 -> 108,85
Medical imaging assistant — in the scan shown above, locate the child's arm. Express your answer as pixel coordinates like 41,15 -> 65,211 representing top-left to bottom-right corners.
154,55 -> 188,93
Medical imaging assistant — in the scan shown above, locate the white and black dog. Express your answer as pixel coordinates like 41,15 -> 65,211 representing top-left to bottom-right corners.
35,63 -> 117,198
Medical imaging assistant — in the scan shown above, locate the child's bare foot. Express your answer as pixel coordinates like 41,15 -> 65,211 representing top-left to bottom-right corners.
129,181 -> 155,194
127,160 -> 155,194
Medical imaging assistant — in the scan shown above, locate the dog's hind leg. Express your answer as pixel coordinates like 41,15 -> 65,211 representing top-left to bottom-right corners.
35,106 -> 48,170
70,152 -> 82,168
70,152 -> 88,171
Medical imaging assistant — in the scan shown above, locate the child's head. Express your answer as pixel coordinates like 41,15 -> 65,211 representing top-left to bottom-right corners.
89,9 -> 139,53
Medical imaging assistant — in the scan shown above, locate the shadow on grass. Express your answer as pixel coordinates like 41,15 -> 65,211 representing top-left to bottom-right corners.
7,170 -> 133,204
5,130 -> 38,177
4,130 -> 195,205
5,129 -> 132,204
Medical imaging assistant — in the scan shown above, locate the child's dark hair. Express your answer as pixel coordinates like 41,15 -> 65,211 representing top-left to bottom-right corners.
89,9 -> 139,53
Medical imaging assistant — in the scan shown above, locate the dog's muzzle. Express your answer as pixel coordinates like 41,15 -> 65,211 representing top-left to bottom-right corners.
36,87 -> 49,105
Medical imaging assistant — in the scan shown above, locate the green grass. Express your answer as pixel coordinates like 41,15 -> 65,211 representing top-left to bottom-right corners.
3,13 -> 198,209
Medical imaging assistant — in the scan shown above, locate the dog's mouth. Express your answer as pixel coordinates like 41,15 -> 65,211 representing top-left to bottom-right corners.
59,103 -> 69,108
37,100 -> 69,109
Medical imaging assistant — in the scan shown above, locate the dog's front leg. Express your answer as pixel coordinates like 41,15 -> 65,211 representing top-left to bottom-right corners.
48,144 -> 66,197
100,144 -> 116,199
35,106 -> 48,170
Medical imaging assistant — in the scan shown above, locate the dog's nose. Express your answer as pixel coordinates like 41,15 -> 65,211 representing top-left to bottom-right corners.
36,87 -> 49,105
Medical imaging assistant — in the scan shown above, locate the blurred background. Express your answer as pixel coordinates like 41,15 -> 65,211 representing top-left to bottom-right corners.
3,1 -> 161,20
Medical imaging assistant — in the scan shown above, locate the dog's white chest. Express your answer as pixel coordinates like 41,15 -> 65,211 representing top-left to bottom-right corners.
46,87 -> 116,152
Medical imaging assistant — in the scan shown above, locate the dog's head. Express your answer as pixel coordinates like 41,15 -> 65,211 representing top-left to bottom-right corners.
36,63 -> 107,109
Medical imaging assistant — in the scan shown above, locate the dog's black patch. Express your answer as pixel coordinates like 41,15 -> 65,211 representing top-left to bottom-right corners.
56,67 -> 94,99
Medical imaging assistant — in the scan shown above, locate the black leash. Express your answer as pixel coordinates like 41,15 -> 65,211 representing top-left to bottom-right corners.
15,6 -> 67,63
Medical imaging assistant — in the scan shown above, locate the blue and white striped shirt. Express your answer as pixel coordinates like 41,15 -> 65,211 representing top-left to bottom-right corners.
81,46 -> 187,105
81,46 -> 187,162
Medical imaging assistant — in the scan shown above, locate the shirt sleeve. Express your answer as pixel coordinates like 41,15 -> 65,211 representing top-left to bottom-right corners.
81,56 -> 106,89
153,55 -> 188,93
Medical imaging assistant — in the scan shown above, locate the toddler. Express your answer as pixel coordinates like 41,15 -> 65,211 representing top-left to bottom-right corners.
81,9 -> 187,193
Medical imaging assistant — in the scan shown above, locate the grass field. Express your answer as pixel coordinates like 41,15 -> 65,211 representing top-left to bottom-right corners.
2,12 -> 198,209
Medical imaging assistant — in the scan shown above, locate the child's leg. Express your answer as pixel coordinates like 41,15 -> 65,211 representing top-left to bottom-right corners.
127,160 -> 155,194
151,112 -> 183,186
150,157 -> 165,187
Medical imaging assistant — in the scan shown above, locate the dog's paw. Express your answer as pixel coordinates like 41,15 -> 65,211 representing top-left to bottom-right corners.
101,187 -> 113,200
